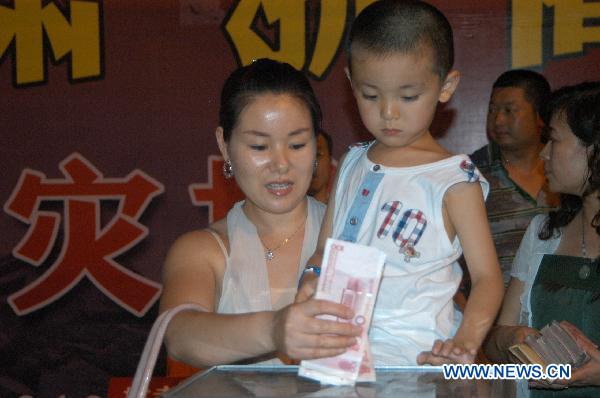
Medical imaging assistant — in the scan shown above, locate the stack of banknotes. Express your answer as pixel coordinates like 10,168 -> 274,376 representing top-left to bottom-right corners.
509,320 -> 590,369
298,238 -> 386,385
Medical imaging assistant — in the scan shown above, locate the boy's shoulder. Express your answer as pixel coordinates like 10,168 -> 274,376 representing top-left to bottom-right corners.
399,154 -> 483,186
348,140 -> 372,149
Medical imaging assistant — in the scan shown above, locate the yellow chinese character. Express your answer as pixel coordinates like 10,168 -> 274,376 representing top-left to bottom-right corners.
308,0 -> 348,77
224,0 -> 381,79
224,0 -> 306,70
0,0 -> 101,86
511,0 -> 600,68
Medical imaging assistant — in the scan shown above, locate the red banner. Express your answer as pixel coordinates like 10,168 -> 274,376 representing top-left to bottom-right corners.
1,0 -> 598,395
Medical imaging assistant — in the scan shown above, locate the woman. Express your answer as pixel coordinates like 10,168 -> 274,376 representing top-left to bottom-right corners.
484,81 -> 600,396
160,59 -> 360,368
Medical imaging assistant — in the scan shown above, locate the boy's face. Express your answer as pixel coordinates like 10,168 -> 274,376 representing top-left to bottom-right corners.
347,47 -> 458,149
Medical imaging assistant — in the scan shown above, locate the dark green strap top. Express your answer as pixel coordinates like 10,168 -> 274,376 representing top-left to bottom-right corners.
530,254 -> 600,397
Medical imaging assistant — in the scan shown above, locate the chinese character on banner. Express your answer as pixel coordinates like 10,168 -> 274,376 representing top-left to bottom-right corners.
0,0 -> 102,86
223,0 -> 377,79
189,155 -> 245,223
511,0 -> 600,68
4,153 -> 164,317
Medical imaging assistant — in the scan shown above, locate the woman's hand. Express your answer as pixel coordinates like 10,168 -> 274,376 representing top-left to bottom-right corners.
278,265 -> 360,360
512,326 -> 540,343
485,325 -> 540,363
499,325 -> 541,363
529,349 -> 600,390
553,321 -> 600,388
565,347 -> 600,387
508,325 -> 540,346
271,298 -> 362,360
559,321 -> 598,352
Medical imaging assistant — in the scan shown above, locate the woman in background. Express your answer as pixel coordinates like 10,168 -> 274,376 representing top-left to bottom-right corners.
484,81 -> 600,396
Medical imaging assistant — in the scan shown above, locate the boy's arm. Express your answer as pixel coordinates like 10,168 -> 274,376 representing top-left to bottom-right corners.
299,152 -> 348,301
311,152 -> 348,262
419,182 -> 504,365
418,181 -> 504,365
445,181 -> 504,351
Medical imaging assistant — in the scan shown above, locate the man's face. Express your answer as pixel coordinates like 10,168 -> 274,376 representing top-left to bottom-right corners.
486,87 -> 542,152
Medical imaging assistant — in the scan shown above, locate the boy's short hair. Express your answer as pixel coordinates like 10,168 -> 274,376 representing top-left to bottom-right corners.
347,0 -> 454,79
492,69 -> 551,116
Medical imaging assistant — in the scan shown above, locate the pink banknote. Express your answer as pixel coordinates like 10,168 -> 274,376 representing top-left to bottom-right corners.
298,238 -> 385,385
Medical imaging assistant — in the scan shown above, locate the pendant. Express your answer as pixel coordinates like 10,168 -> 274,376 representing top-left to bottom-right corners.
579,263 -> 591,280
265,249 -> 274,261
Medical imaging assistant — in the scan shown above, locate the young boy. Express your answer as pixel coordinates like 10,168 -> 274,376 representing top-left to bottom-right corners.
305,0 -> 504,365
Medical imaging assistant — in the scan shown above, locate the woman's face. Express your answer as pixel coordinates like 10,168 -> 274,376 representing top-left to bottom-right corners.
217,93 -> 316,215
540,112 -> 590,196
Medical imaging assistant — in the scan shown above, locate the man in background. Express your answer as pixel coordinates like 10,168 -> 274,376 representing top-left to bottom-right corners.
470,70 -> 559,285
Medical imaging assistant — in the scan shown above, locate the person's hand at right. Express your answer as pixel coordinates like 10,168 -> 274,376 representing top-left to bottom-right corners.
503,325 -> 541,361
511,325 -> 540,345
271,299 -> 362,360
553,321 -> 600,388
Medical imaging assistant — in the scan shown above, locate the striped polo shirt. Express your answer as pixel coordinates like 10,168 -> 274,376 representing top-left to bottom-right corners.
470,143 -> 558,285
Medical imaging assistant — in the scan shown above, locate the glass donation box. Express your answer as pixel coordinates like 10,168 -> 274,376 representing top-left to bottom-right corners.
163,365 -> 516,398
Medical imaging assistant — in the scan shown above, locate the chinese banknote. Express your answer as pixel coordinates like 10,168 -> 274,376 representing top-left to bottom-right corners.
298,238 -> 386,385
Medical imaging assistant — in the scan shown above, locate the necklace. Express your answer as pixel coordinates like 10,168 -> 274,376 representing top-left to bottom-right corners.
579,209 -> 593,280
581,209 -> 587,258
259,220 -> 305,261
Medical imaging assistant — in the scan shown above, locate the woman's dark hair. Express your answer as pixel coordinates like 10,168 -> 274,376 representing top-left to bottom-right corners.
539,81 -> 600,240
219,58 -> 322,141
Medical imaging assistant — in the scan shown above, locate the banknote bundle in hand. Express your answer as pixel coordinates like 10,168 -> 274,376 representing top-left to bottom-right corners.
298,238 -> 386,385
509,321 -> 590,369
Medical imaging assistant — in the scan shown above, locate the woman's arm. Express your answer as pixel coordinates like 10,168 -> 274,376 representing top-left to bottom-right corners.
483,278 -> 540,363
160,229 -> 273,366
160,229 -> 360,367
483,217 -> 547,363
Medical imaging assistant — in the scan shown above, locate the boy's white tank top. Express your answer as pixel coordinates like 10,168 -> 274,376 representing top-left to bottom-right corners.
332,142 -> 489,364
